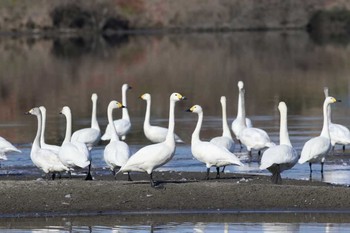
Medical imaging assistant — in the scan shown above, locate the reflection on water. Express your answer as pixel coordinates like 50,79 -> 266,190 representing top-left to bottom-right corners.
0,30 -> 350,184
2,212 -> 350,232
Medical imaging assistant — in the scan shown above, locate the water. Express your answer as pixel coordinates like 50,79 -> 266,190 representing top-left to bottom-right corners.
2,212 -> 350,232
1,30 -> 350,231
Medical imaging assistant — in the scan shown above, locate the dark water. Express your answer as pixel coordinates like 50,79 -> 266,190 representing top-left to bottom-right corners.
0,31 -> 350,231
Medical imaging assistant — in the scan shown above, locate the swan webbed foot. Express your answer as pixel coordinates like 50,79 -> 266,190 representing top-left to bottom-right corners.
85,172 -> 93,180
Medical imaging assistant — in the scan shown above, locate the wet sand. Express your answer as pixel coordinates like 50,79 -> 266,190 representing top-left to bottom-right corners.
1,171 -> 350,217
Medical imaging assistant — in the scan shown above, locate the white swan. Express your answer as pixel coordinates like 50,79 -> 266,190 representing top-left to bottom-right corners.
140,93 -> 183,143
298,96 -> 339,177
187,105 -> 243,180
103,100 -> 131,180
210,96 -> 235,152
26,107 -> 68,179
71,93 -> 101,150
231,81 -> 253,148
237,86 -> 275,157
118,93 -> 186,186
39,106 -> 60,153
260,102 -> 298,184
0,136 -> 21,163
101,84 -> 131,141
59,106 -> 92,180
324,87 -> 350,152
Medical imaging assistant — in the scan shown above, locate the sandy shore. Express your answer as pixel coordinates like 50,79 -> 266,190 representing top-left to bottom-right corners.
1,171 -> 350,217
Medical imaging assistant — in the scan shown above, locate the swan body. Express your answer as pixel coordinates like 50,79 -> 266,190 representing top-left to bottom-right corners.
140,93 -> 183,143
103,101 -> 130,173
187,105 -> 243,180
59,106 -> 92,179
71,93 -> 101,150
210,96 -> 235,152
298,96 -> 339,175
101,84 -> 131,141
118,93 -> 186,186
39,106 -> 60,153
260,102 -> 298,184
0,137 -> 21,161
231,81 -> 253,142
26,107 -> 68,178
324,87 -> 350,150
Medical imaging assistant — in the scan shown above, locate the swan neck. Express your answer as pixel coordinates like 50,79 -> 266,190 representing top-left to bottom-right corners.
320,101 -> 330,138
121,88 -> 130,122
165,99 -> 176,143
192,112 -> 203,144
237,89 -> 247,127
144,98 -> 151,128
279,108 -> 291,146
108,104 -> 119,142
91,98 -> 100,131
34,112 -> 42,149
40,109 -> 46,146
63,112 -> 72,144
221,100 -> 231,138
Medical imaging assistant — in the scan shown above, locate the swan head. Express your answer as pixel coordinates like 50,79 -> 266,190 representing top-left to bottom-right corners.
186,105 -> 202,114
109,100 -> 126,110
220,96 -> 226,104
60,106 -> 71,116
140,93 -> 151,101
278,101 -> 287,112
25,107 -> 40,116
238,81 -> 244,90
325,96 -> 340,104
122,83 -> 132,92
171,93 -> 186,102
91,93 -> 98,101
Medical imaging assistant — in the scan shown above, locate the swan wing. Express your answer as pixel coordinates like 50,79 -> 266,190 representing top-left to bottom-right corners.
192,141 -> 243,167
120,143 -> 174,173
101,119 -> 131,140
59,142 -> 90,168
210,136 -> 235,152
71,128 -> 101,145
299,136 -> 331,164
329,123 -> 350,145
104,141 -> 130,168
240,127 -> 274,150
0,137 -> 21,153
260,145 -> 298,170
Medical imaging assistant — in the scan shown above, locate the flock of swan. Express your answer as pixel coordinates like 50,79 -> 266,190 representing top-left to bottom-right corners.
0,82 -> 349,186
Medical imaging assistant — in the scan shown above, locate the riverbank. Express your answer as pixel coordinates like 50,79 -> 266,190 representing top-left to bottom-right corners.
1,171 -> 349,217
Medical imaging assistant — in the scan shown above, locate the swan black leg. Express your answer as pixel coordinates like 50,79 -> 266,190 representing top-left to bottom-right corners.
150,172 -> 155,187
343,145 -> 346,153
216,167 -> 220,179
51,172 -> 56,180
221,166 -> 226,173
205,168 -> 210,180
321,162 -> 324,175
127,172 -> 132,181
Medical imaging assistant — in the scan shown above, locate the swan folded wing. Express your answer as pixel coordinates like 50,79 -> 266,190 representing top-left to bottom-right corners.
260,145 -> 298,170
104,141 -> 130,168
59,143 -> 90,168
240,128 -> 272,149
36,149 -> 68,172
120,143 -> 174,174
0,137 -> 21,153
330,123 -> 350,144
102,119 -> 131,140
71,128 -> 101,145
146,126 -> 169,143
193,142 -> 243,167
210,136 -> 234,151
299,137 -> 331,164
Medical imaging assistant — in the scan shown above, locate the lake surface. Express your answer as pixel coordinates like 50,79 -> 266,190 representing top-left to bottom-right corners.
0,30 -> 350,231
